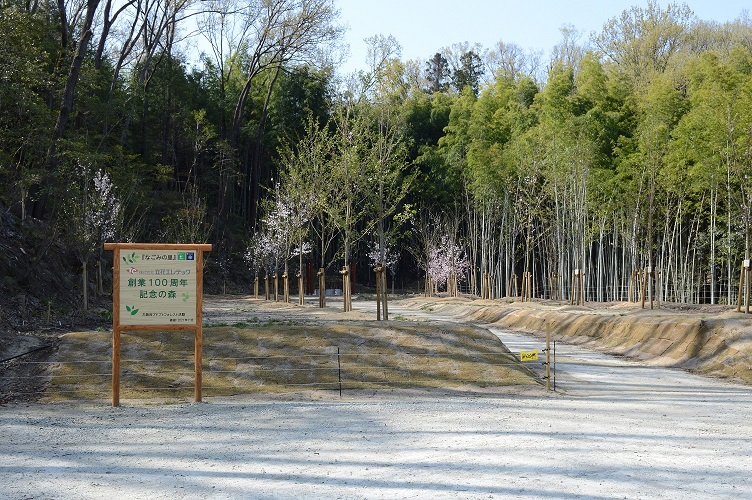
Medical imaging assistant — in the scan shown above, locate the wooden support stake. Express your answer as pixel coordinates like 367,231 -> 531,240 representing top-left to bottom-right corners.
382,269 -> 389,320
318,268 -> 326,308
526,272 -> 533,301
641,268 -> 648,309
340,266 -> 351,312
297,272 -> 304,306
375,265 -> 382,321
628,271 -> 634,302
570,272 -> 577,306
550,272 -> 559,301
580,269 -> 586,306
737,263 -> 744,312
570,269 -> 584,306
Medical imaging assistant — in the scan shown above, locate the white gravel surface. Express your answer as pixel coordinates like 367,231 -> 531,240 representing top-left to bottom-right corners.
2,300 -> 751,499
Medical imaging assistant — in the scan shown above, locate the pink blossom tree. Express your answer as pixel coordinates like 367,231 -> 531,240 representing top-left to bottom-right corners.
427,235 -> 469,296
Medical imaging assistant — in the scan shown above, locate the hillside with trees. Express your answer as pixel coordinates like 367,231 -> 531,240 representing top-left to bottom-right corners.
2,0 -> 752,322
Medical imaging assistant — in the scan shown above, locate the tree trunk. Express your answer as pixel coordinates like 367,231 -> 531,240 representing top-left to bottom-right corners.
51,0 -> 100,147
82,260 -> 89,311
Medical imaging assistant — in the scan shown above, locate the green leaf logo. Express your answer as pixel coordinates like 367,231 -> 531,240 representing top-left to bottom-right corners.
123,252 -> 140,265
182,293 -> 190,302
125,305 -> 139,315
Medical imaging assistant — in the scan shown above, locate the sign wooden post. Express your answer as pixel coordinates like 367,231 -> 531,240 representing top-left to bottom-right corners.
105,243 -> 212,407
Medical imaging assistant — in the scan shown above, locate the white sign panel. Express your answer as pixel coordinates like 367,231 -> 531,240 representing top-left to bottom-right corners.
118,249 -> 197,325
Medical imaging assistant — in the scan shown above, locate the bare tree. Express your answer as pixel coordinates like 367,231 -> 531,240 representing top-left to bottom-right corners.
485,39 -> 542,82
51,0 -> 101,147
215,0 -> 342,224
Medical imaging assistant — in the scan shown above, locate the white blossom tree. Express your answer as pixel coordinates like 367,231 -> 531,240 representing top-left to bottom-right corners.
63,164 -> 122,310
368,240 -> 400,291
246,182 -> 311,301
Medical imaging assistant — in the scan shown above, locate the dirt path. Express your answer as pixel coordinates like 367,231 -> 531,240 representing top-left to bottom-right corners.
1,296 -> 751,499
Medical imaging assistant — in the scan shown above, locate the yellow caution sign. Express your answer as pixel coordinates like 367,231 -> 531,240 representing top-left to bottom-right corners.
520,349 -> 539,362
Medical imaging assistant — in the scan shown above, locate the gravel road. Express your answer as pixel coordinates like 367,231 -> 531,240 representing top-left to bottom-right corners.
1,298 -> 751,499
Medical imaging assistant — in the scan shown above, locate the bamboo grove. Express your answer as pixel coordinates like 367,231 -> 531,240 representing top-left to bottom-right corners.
1,1 -> 752,307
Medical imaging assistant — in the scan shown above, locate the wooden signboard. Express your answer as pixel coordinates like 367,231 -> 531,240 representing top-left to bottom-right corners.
104,243 -> 212,407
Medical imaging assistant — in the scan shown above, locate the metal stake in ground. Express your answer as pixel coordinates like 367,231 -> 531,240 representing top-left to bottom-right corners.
337,347 -> 342,397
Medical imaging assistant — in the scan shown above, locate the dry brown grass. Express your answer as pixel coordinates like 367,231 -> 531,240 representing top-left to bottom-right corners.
45,321 -> 539,401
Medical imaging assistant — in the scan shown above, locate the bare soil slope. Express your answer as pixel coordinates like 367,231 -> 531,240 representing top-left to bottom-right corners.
397,296 -> 752,384
4,294 -> 752,404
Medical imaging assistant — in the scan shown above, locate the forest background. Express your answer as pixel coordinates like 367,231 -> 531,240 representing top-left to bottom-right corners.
2,0 -> 752,317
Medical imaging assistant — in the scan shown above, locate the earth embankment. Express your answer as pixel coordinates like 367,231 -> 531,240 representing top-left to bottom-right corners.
396,296 -> 752,384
